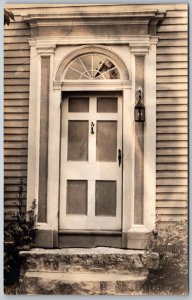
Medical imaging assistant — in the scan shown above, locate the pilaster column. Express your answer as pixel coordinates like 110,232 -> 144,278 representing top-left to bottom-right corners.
27,40 -> 58,247
27,40 -> 39,211
128,42 -> 151,249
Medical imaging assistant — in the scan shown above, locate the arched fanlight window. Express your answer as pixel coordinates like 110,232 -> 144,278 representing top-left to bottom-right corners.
64,53 -> 120,80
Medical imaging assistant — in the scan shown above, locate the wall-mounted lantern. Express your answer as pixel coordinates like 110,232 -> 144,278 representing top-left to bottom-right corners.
134,88 -> 145,122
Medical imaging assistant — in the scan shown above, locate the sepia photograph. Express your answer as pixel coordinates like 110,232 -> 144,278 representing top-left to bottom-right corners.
3,2 -> 188,295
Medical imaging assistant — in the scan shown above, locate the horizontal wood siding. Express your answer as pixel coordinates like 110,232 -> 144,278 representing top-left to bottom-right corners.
4,12 -> 30,225
156,6 -> 188,224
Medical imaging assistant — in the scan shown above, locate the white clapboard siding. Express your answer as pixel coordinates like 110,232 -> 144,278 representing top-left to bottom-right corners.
157,208 -> 186,216
165,10 -> 187,18
157,104 -> 187,111
157,111 -> 187,119
4,58 -> 30,65
4,72 -> 30,79
157,47 -> 187,54
4,29 -> 31,37
4,100 -> 29,106
156,156 -> 187,163
4,79 -> 30,85
158,25 -> 188,32
4,43 -> 30,51
4,50 -> 30,58
157,98 -> 187,105
4,86 -> 29,93
4,128 -> 28,135
4,12 -> 30,219
4,200 -> 22,207
158,32 -> 188,40
157,62 -> 187,69
157,83 -> 187,90
157,91 -> 187,98
4,120 -> 28,127
157,120 -> 187,127
4,93 -> 29,99
4,156 -> 28,163
157,133 -> 187,141
157,141 -> 188,148
4,36 -> 31,44
4,65 -> 30,72
157,186 -> 187,193
161,17 -> 187,25
156,6 -> 188,222
4,141 -> 28,149
156,127 -> 187,134
157,69 -> 187,76
4,107 -> 29,114
157,55 -> 187,62
4,184 -> 27,192
4,113 -> 29,120
157,76 -> 187,83
4,177 -> 27,186
157,201 -> 187,209
5,163 -> 28,171
157,193 -> 188,200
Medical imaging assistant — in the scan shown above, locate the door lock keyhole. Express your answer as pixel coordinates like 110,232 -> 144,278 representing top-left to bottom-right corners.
91,122 -> 95,134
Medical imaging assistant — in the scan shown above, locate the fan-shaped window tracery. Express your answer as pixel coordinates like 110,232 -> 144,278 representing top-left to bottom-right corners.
64,53 -> 120,80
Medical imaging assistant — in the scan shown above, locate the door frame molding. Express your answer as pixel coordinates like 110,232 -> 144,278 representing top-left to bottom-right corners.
27,41 -> 157,248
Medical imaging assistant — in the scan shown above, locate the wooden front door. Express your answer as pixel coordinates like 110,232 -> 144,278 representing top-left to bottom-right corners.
60,92 -> 122,231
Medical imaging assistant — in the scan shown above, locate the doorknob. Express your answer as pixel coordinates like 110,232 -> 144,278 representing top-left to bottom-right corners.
118,149 -> 121,167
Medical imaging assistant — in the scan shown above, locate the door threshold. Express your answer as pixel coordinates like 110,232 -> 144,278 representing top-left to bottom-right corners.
58,230 -> 122,248
59,230 -> 122,236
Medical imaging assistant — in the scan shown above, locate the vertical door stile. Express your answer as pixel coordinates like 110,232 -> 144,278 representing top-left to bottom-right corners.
88,96 -> 96,218
60,97 -> 68,218
117,95 -> 123,221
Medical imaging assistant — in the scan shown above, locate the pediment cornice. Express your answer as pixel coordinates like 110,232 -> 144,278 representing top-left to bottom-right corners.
22,7 -> 166,36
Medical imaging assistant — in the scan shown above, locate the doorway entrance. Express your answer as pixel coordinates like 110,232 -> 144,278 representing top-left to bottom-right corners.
59,92 -> 123,232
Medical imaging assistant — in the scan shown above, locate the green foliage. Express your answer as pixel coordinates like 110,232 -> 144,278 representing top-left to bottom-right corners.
4,8 -> 15,26
4,179 -> 37,285
146,220 -> 188,295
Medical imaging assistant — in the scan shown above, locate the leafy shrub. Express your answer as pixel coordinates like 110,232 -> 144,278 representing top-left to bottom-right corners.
4,9 -> 15,26
4,179 -> 37,286
146,220 -> 188,295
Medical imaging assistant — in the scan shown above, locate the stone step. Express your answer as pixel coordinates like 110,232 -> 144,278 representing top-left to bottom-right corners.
20,247 -> 157,274
20,271 -> 147,295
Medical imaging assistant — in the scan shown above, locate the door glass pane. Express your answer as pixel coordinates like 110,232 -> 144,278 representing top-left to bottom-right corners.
97,97 -> 118,113
96,121 -> 117,161
68,121 -> 88,161
95,181 -> 116,216
67,180 -> 87,215
68,98 -> 89,112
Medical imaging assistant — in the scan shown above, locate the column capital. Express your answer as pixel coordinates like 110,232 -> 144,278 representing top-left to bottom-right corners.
129,42 -> 150,54
28,39 -> 56,54
150,36 -> 159,45
37,44 -> 56,55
